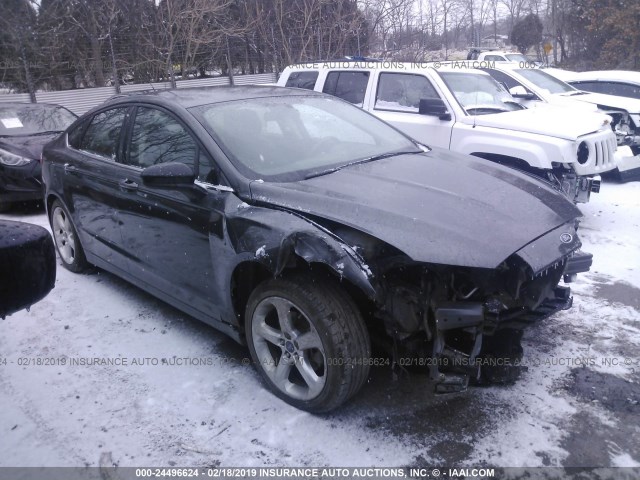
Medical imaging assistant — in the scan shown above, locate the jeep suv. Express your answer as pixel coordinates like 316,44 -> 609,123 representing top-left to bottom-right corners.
478,63 -> 640,181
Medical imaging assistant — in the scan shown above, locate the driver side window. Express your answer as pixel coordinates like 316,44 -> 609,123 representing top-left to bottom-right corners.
375,73 -> 439,113
79,108 -> 128,161
126,107 -> 197,171
126,107 -> 222,183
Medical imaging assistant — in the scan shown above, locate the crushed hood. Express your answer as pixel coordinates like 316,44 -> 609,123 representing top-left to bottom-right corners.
464,107 -> 610,140
249,150 -> 582,269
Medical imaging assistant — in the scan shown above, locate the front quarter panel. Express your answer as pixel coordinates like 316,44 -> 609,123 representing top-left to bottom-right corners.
449,123 -> 569,169
224,203 -> 378,301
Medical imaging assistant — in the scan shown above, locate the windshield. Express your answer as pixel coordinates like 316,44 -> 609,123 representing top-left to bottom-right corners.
0,104 -> 77,136
505,54 -> 529,62
514,68 -> 576,94
439,72 -> 524,115
192,95 -> 419,182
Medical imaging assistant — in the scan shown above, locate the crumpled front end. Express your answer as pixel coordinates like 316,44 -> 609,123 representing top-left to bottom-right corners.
358,221 -> 592,394
614,146 -> 640,182
606,110 -> 640,181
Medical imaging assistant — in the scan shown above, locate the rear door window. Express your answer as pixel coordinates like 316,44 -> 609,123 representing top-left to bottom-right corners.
79,108 -> 128,161
285,71 -> 319,90
322,71 -> 370,106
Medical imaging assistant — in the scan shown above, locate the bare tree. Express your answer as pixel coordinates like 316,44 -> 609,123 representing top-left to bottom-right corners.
0,0 -> 40,98
501,0 -> 526,33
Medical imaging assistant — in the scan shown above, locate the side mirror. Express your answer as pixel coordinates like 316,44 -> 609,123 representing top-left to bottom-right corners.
419,98 -> 452,121
141,162 -> 195,187
509,86 -> 536,100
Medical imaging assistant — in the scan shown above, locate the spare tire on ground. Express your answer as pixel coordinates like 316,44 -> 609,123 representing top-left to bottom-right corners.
0,220 -> 56,319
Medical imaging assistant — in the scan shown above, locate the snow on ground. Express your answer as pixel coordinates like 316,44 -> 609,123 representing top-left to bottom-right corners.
0,180 -> 639,469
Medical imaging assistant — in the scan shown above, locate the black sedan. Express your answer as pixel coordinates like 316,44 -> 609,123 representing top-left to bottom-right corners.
0,102 -> 77,211
42,86 -> 592,412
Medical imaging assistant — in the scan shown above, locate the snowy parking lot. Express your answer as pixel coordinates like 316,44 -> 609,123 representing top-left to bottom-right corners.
1,180 -> 639,470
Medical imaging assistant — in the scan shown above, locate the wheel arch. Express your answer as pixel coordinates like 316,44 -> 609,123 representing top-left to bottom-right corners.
230,255 -> 378,341
224,207 -> 381,341
470,152 -> 546,176
45,193 -> 65,218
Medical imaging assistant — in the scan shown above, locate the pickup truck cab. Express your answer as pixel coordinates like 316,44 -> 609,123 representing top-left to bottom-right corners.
478,63 -> 640,181
277,61 -> 617,202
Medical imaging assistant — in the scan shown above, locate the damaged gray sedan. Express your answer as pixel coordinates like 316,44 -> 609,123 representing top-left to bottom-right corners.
42,86 -> 592,412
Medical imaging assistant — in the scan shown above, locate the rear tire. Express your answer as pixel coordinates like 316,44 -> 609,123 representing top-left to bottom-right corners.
49,200 -> 88,273
0,201 -> 11,213
245,273 -> 371,413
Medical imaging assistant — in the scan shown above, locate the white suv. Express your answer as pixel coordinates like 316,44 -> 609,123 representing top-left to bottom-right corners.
277,61 -> 617,203
467,48 -> 540,66
477,63 -> 640,181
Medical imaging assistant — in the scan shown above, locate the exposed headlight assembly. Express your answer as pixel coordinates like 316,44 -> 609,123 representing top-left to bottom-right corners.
577,141 -> 589,165
0,148 -> 31,166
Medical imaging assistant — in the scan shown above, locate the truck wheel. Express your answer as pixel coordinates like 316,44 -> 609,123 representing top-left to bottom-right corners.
245,273 -> 371,413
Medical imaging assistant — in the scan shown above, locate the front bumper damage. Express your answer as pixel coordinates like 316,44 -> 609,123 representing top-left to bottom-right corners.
555,171 -> 601,203
431,284 -> 573,393
374,225 -> 593,395
614,146 -> 640,182
431,250 -> 592,394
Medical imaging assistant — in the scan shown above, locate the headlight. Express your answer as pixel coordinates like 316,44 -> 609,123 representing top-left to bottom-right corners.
0,148 -> 31,166
577,142 -> 589,165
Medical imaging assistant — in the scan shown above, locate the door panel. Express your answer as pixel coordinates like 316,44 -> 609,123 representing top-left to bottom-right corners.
119,181 -> 225,318
63,107 -> 130,271
370,72 -> 454,148
117,106 -> 223,317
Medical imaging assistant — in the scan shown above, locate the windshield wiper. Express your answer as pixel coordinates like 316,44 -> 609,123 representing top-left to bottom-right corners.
30,130 -> 64,136
502,100 -> 525,109
0,130 -> 64,137
304,150 -> 421,180
466,106 -> 510,114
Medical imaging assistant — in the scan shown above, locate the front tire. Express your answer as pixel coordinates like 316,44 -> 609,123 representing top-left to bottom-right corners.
245,273 -> 371,413
49,200 -> 88,273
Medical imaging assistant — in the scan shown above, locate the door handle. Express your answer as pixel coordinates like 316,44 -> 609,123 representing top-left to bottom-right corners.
64,163 -> 78,175
119,179 -> 138,191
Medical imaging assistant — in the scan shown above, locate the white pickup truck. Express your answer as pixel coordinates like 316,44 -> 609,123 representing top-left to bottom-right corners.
277,62 -> 617,203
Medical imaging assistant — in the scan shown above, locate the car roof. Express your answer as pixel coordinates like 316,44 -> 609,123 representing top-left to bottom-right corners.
0,102 -> 71,110
569,70 -> 640,85
285,61 -> 494,76
483,62 -> 526,70
105,85 -> 321,109
480,51 -> 523,56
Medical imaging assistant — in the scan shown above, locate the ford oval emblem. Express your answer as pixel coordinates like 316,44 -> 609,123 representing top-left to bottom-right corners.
560,233 -> 573,244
